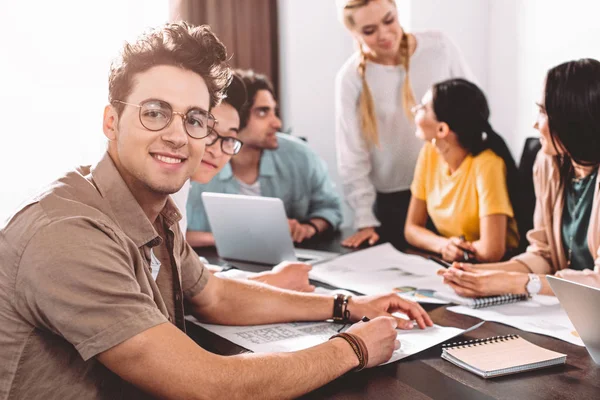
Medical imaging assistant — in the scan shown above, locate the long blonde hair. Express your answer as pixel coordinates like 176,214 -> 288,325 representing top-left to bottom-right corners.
339,0 -> 416,147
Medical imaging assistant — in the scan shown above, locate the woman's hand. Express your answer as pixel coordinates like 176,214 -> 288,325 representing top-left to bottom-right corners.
440,237 -> 476,262
342,227 -> 380,248
437,263 -> 527,297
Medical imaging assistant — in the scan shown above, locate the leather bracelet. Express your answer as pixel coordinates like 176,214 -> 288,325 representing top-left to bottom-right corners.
332,294 -> 351,322
330,332 -> 369,371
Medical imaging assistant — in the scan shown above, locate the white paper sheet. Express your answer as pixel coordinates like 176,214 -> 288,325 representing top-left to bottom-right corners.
308,244 -> 449,304
447,295 -> 584,346
311,243 -> 440,274
187,316 -> 484,365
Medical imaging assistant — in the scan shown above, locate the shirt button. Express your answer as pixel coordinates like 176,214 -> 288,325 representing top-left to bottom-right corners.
175,294 -> 181,302
168,316 -> 173,322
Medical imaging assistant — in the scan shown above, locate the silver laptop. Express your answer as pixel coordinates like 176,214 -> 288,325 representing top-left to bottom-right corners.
547,275 -> 600,364
201,192 -> 338,265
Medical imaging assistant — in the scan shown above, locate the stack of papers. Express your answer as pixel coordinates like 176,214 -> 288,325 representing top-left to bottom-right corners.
309,244 -> 449,303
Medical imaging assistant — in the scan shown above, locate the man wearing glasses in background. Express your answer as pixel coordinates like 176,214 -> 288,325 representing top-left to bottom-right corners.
173,75 -> 315,292
186,69 -> 343,246
0,22 -> 432,399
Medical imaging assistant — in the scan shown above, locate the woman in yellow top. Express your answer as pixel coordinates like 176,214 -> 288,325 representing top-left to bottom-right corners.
405,78 -> 520,263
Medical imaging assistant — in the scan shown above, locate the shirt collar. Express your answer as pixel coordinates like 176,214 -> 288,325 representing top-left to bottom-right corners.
259,149 -> 276,177
218,163 -> 234,181
91,152 -> 180,248
218,149 -> 277,181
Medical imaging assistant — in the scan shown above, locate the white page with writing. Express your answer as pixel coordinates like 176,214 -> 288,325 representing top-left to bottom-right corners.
448,295 -> 584,346
187,316 -> 484,365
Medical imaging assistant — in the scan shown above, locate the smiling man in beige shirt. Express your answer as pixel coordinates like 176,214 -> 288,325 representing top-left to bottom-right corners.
0,22 -> 433,400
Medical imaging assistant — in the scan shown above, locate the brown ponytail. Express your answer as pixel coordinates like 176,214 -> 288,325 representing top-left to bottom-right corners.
398,32 -> 416,120
357,49 -> 379,147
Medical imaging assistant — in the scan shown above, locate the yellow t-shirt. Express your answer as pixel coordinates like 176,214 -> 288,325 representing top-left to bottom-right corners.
410,143 -> 519,249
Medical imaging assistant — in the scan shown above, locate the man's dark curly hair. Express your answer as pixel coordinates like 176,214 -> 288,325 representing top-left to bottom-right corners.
108,21 -> 232,116
234,69 -> 275,130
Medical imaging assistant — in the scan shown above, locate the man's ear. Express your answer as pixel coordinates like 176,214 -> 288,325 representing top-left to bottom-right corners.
436,121 -> 451,140
103,105 -> 119,141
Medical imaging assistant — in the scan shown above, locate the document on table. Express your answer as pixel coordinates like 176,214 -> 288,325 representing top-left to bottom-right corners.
309,243 -> 449,304
187,316 -> 484,365
448,295 -> 584,346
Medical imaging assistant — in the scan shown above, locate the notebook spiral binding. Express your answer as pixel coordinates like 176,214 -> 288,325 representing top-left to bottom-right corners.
442,334 -> 520,350
472,294 -> 529,309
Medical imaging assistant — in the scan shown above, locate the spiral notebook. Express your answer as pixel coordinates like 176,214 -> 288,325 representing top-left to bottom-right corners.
434,291 -> 529,309
441,335 -> 566,378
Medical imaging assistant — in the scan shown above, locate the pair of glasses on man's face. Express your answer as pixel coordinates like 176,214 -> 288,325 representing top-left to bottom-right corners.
205,126 -> 243,155
113,99 -> 243,155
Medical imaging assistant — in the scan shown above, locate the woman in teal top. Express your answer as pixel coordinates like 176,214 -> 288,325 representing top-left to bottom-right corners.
562,168 -> 598,270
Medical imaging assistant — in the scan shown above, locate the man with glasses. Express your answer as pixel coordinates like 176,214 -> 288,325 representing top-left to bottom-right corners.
0,22 -> 432,399
173,76 -> 314,292
187,69 -> 343,246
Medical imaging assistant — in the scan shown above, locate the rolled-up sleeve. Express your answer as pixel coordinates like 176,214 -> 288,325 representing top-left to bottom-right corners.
15,219 -> 167,361
179,239 -> 210,299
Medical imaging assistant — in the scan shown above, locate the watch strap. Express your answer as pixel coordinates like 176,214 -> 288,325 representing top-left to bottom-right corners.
332,294 -> 351,322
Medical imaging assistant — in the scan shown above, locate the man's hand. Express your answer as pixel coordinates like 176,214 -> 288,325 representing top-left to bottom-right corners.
440,237 -> 476,262
344,316 -> 399,367
288,219 -> 317,243
437,263 -> 527,297
252,262 -> 315,292
342,227 -> 379,248
347,293 -> 434,330
555,268 -> 600,288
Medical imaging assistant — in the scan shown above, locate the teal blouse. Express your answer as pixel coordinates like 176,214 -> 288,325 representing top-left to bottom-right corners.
561,168 -> 598,271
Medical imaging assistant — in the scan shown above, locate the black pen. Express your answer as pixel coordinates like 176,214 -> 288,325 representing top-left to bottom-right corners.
428,256 -> 452,269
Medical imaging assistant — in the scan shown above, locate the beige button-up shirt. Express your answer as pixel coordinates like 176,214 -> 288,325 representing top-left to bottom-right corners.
0,152 -> 209,399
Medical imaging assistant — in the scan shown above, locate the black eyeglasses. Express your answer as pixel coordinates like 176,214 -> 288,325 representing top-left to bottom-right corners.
113,99 -> 216,139
205,127 -> 244,155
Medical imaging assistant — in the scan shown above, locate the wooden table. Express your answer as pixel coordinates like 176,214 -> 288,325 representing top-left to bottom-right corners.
190,231 -> 600,400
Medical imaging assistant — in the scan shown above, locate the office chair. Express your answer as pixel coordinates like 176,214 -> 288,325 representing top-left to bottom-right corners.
516,137 -> 542,252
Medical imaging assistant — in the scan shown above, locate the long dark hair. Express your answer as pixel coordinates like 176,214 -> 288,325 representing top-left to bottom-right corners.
545,59 -> 600,182
431,78 -> 523,243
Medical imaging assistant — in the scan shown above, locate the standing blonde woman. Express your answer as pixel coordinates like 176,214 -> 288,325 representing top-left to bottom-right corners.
336,0 -> 475,248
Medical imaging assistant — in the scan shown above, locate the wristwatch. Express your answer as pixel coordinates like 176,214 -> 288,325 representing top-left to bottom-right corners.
525,274 -> 541,295
332,294 -> 351,322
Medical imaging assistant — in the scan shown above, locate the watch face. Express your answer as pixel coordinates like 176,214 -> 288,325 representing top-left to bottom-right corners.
527,275 -> 542,294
